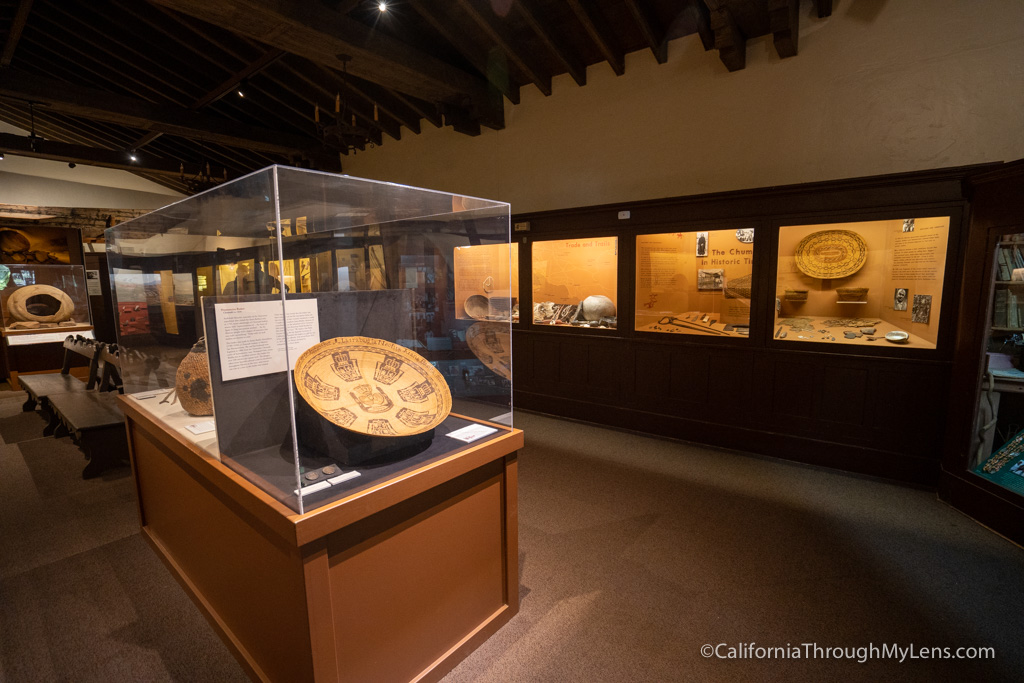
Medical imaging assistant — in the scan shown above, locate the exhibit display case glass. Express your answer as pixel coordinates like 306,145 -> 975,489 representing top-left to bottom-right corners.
635,228 -> 754,337
0,263 -> 93,333
774,216 -> 950,348
972,233 -> 1024,498
531,236 -> 617,328
106,166 -> 513,513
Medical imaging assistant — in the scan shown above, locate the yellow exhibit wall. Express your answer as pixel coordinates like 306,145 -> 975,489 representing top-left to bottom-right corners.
453,243 -> 519,320
532,237 -> 616,307
343,0 -> 1024,215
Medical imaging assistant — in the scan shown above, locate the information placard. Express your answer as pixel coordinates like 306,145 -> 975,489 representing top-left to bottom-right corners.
214,299 -> 321,382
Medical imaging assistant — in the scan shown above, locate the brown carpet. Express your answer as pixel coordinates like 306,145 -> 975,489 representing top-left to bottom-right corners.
1,401 -> 1022,682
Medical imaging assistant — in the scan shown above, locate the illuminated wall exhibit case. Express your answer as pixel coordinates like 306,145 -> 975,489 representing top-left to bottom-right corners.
508,165 -> 1001,493
107,166 -> 520,683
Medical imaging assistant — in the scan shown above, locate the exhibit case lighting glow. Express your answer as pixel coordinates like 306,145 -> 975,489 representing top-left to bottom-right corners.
634,228 -> 754,337
774,217 -> 950,349
532,236 -> 618,328
106,166 -> 513,514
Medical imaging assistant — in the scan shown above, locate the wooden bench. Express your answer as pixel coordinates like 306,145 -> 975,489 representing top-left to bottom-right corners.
46,345 -> 129,479
20,336 -> 103,431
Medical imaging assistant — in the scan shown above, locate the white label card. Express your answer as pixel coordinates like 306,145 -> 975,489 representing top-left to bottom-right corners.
446,424 -> 499,443
185,420 -> 216,435
214,299 -> 320,382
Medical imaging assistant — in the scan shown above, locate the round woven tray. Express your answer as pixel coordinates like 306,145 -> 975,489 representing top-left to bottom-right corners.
466,322 -> 511,379
294,336 -> 451,436
793,230 -> 868,279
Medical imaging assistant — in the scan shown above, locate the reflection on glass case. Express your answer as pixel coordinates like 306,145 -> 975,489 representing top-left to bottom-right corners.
454,243 -> 519,322
532,237 -> 617,328
774,217 -> 950,349
635,229 -> 754,337
0,263 -> 93,332
106,166 -> 512,514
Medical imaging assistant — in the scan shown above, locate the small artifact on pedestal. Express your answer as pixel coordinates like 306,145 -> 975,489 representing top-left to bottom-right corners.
175,337 -> 214,416
836,287 -> 868,302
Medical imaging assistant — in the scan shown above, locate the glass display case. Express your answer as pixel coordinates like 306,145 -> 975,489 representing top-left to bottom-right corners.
0,263 -> 93,334
774,216 -> 950,348
531,236 -> 617,328
106,166 -> 513,514
634,228 -> 754,337
972,233 -> 1024,497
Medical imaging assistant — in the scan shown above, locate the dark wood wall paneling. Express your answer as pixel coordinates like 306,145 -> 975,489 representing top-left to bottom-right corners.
511,165 -> 996,486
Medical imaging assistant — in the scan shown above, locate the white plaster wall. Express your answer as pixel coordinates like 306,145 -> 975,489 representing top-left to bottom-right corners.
0,121 -> 184,208
344,0 -> 1024,213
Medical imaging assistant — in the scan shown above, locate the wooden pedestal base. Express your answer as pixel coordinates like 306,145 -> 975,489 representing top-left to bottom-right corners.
121,398 -> 521,683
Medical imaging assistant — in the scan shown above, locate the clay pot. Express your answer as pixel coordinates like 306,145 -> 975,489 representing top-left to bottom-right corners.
581,295 -> 615,321
176,337 -> 214,416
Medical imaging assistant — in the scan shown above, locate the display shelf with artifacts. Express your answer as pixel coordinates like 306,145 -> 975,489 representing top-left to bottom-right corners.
532,236 -> 617,329
774,217 -> 951,349
969,232 -> 1024,500
635,228 -> 755,337
107,166 -> 519,683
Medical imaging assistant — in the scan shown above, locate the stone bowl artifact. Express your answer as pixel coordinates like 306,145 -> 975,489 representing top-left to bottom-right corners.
793,230 -> 868,279
6,284 -> 75,324
836,287 -> 869,302
294,336 -> 451,437
464,295 -> 489,320
466,322 -> 511,380
884,330 -> 910,344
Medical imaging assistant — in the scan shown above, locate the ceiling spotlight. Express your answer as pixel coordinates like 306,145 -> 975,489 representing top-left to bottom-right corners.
129,152 -> 138,162
0,152 -> 4,160
237,78 -> 247,98
378,1 -> 387,11
68,162 -> 76,168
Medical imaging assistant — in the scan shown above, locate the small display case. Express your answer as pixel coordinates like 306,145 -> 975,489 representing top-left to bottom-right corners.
106,166 -> 514,514
634,228 -> 755,337
774,216 -> 950,348
531,236 -> 617,328
0,263 -> 93,335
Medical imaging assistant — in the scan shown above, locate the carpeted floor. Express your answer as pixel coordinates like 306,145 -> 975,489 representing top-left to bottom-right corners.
1,394 -> 1022,682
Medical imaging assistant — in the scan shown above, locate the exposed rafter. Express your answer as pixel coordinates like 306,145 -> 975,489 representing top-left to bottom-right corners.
131,48 -> 287,151
0,132 -> 223,178
515,0 -> 587,87
769,0 -> 799,59
625,0 -> 668,64
146,0 -> 504,130
0,68 -> 329,161
0,0 -> 35,67
707,2 -> 746,72
566,0 -> 625,76
814,0 -> 833,18
407,1 -> 520,105
454,0 -> 552,97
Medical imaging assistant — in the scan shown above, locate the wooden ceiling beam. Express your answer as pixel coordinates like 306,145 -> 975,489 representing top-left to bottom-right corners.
566,0 -> 625,76
146,0 -> 502,129
686,0 -> 715,51
0,132 -> 213,178
514,0 -> 586,87
452,0 -> 552,97
407,2 -> 519,105
814,0 -> 833,18
625,0 -> 668,64
0,68 -> 327,159
0,0 -> 35,67
707,4 -> 745,71
769,0 -> 799,59
305,63 -> 421,136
